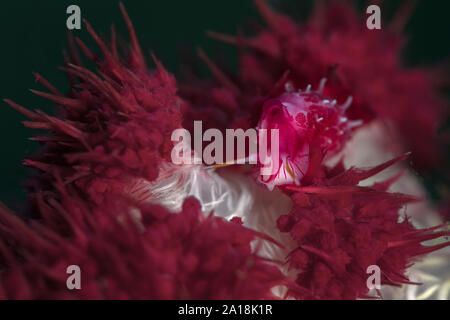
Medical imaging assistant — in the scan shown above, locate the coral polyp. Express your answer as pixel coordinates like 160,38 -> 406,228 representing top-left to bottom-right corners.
257,82 -> 359,189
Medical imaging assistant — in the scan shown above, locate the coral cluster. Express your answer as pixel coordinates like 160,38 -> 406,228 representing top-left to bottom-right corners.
0,191 -> 288,299
204,0 -> 447,170
0,1 -> 448,300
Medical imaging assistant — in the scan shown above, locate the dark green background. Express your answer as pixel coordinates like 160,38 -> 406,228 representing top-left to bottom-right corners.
0,0 -> 449,210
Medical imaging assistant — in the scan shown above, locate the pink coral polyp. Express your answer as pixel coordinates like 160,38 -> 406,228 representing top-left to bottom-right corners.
257,88 -> 356,189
